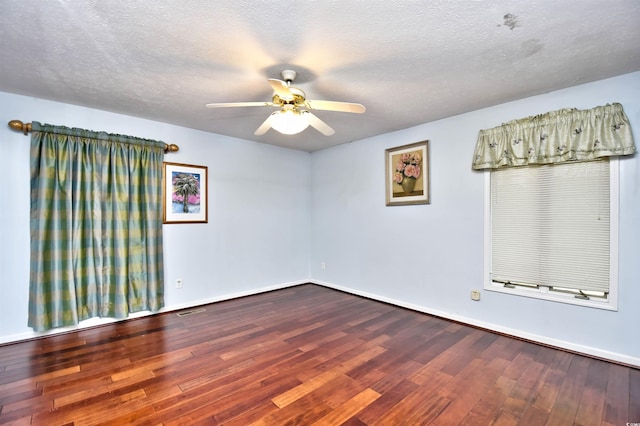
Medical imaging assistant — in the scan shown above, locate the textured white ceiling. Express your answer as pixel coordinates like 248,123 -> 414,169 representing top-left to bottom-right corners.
1,1 -> 639,152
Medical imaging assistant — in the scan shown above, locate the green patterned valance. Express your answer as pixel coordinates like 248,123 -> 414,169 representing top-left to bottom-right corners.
472,103 -> 635,170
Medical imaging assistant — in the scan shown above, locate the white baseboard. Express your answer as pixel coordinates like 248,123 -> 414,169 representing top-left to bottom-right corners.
158,279 -> 308,315
0,279 -> 307,345
311,279 -> 640,368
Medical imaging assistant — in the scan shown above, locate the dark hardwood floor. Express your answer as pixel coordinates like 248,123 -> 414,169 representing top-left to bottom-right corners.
0,284 -> 638,425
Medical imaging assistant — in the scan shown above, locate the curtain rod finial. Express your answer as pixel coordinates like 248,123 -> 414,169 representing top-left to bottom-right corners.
8,120 -> 31,135
165,143 -> 179,153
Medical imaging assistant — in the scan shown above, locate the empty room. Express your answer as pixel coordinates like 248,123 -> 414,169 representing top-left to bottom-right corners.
0,1 -> 639,425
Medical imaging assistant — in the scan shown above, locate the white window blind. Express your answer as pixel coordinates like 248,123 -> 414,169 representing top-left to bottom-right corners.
491,159 -> 610,294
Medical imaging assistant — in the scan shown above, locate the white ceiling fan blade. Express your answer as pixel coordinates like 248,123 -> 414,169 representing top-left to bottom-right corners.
305,112 -> 335,136
305,100 -> 366,114
268,78 -> 294,100
254,113 -> 275,135
206,101 -> 273,108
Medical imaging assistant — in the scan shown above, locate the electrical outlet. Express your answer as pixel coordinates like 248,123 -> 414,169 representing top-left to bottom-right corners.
176,279 -> 183,289
320,262 -> 326,270
471,290 -> 481,301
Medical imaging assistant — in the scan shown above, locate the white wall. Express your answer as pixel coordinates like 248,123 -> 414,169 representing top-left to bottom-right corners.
310,72 -> 640,366
0,92 -> 311,342
2,72 -> 639,366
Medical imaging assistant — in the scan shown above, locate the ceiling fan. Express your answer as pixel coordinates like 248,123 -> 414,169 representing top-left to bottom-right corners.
205,70 -> 366,136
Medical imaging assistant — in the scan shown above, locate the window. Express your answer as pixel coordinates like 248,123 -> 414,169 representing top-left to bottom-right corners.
473,103 -> 634,310
484,158 -> 618,310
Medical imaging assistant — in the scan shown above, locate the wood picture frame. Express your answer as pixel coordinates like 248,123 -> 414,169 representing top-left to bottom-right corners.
163,162 -> 208,224
385,140 -> 430,206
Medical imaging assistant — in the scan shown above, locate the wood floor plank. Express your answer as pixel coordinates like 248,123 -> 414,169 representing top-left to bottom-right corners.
369,383 -> 451,426
205,376 -> 302,425
431,356 -> 512,425
630,367 -> 640,422
459,360 -> 515,425
31,388 -> 148,425
355,378 -> 419,424
0,365 -> 81,394
271,370 -> 341,408
373,364 -> 419,389
0,283 -> 636,425
311,387 -> 380,425
292,335 -> 390,383
574,358 -> 610,426
529,349 -> 574,413
490,359 -> 549,424
249,393 -> 333,426
600,363 -> 629,426
545,355 -> 592,425
159,374 -> 296,426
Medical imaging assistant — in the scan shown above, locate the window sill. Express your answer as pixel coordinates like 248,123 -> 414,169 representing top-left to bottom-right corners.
484,281 -> 618,311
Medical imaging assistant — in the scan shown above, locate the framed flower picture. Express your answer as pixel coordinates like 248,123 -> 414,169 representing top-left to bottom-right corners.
385,140 -> 430,206
163,162 -> 208,224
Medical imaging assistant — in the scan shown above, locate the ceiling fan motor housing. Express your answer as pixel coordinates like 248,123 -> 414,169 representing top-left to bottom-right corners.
272,90 -> 306,108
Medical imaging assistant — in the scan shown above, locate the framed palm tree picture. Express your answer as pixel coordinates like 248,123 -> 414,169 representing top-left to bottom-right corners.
163,162 -> 208,224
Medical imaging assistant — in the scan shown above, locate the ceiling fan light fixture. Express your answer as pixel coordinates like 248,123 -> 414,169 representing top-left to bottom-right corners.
270,109 -> 309,135
207,70 -> 365,137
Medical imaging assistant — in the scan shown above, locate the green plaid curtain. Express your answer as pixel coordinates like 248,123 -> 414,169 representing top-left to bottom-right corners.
28,122 -> 165,331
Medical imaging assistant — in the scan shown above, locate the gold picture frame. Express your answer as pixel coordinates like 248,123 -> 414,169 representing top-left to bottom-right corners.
163,162 -> 208,224
385,140 -> 430,206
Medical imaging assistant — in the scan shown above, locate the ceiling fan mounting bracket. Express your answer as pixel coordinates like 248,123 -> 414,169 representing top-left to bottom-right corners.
280,70 -> 297,84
